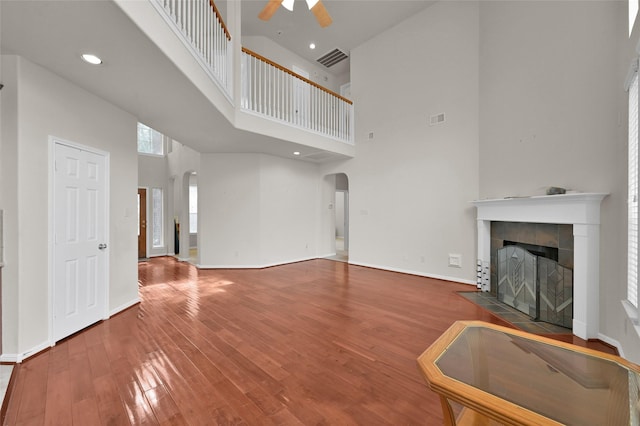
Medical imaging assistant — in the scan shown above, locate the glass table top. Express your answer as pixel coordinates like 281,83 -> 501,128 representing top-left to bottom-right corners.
435,326 -> 640,425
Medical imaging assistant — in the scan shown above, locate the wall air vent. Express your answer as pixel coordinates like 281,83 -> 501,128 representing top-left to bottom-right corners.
429,112 -> 446,126
316,48 -> 349,68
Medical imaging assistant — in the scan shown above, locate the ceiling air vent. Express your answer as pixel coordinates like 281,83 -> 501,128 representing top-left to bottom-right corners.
316,48 -> 349,68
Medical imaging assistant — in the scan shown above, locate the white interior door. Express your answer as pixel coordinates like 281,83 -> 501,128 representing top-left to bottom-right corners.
53,141 -> 108,342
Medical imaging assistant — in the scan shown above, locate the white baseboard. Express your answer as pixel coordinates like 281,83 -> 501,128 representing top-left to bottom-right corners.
197,255 -> 318,270
597,332 -> 624,358
110,297 -> 140,317
347,260 -> 477,286
0,353 -> 20,363
318,252 -> 337,258
4,340 -> 53,363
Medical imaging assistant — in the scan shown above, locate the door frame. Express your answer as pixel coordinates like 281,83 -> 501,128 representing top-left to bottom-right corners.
138,187 -> 148,259
49,136 -> 110,346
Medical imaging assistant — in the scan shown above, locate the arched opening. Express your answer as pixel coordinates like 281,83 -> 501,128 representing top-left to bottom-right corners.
325,172 -> 349,262
176,170 -> 198,264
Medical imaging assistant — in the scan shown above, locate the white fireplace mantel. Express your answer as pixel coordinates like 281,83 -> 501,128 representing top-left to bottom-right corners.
471,193 -> 608,340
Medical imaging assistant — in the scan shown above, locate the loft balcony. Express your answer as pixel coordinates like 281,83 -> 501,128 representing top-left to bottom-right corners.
1,0 -> 354,162
121,0 -> 355,161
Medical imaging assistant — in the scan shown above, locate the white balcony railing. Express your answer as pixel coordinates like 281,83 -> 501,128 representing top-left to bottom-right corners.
241,48 -> 354,144
153,0 -> 233,99
151,1 -> 354,145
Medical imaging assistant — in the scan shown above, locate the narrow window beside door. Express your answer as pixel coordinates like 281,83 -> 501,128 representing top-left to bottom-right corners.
152,188 -> 163,248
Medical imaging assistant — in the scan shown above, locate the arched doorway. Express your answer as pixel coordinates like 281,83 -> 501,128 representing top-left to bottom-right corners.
325,173 -> 349,262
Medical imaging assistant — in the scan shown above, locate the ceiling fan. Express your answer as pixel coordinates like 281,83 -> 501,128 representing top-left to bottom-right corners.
259,0 -> 333,28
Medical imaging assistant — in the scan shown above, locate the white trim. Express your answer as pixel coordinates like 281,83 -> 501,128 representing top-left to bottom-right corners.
137,152 -> 165,159
0,354 -> 20,363
625,59 -> 639,91
320,252 -> 337,258
597,330 -> 625,359
147,253 -> 169,258
196,255 -> 319,270
49,137 -> 111,343
347,261 -> 477,286
13,340 -> 52,363
622,299 -> 640,344
138,186 -> 150,258
109,297 -> 140,317
148,0 -> 234,103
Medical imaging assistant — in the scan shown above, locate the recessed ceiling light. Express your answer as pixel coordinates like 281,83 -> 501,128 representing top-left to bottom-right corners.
81,53 -> 103,65
293,151 -> 301,156
309,43 -> 316,50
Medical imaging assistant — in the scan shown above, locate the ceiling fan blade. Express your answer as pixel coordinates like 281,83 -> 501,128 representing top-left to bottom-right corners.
310,0 -> 332,28
258,0 -> 283,21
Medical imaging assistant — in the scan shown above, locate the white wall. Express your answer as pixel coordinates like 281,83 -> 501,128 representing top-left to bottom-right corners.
0,56 -> 20,357
335,192 -> 345,238
0,55 -> 139,359
198,154 -> 261,266
198,153 -> 320,267
319,174 -> 337,257
258,154 -> 319,265
322,1 -> 480,284
478,1 -> 633,359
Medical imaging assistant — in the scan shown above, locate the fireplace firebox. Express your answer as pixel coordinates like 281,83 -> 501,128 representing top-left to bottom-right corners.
497,243 -> 573,329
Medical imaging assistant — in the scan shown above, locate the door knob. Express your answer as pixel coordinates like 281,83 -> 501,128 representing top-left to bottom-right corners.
98,243 -> 108,250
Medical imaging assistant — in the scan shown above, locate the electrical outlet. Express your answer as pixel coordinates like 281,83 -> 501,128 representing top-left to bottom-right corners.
448,254 -> 462,268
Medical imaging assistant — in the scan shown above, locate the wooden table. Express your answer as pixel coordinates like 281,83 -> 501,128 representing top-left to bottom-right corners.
417,321 -> 640,425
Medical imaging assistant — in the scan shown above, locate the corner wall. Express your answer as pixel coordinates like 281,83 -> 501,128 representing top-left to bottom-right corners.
478,2 -> 632,359
197,153 -> 320,268
0,55 -> 139,359
323,1 -> 481,283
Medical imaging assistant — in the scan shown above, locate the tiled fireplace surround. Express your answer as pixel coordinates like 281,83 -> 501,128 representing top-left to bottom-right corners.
472,193 -> 608,340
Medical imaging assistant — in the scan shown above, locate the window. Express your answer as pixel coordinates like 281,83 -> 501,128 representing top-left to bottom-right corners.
137,122 -> 164,156
628,68 -> 639,310
631,0 -> 639,37
189,185 -> 198,234
152,188 -> 163,248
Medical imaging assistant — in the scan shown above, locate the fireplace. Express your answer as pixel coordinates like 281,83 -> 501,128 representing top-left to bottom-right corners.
471,193 -> 607,340
493,226 -> 573,328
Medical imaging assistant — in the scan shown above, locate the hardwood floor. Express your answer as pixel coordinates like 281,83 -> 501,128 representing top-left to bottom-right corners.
3,258 -> 612,425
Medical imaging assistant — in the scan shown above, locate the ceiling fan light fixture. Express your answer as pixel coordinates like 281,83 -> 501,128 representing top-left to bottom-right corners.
282,0 -> 294,11
305,0 -> 319,9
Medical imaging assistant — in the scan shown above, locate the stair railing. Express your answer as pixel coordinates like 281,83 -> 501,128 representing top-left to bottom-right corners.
152,0 -> 233,99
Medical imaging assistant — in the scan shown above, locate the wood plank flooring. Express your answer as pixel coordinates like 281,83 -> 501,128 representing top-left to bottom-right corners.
3,257 -> 613,425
